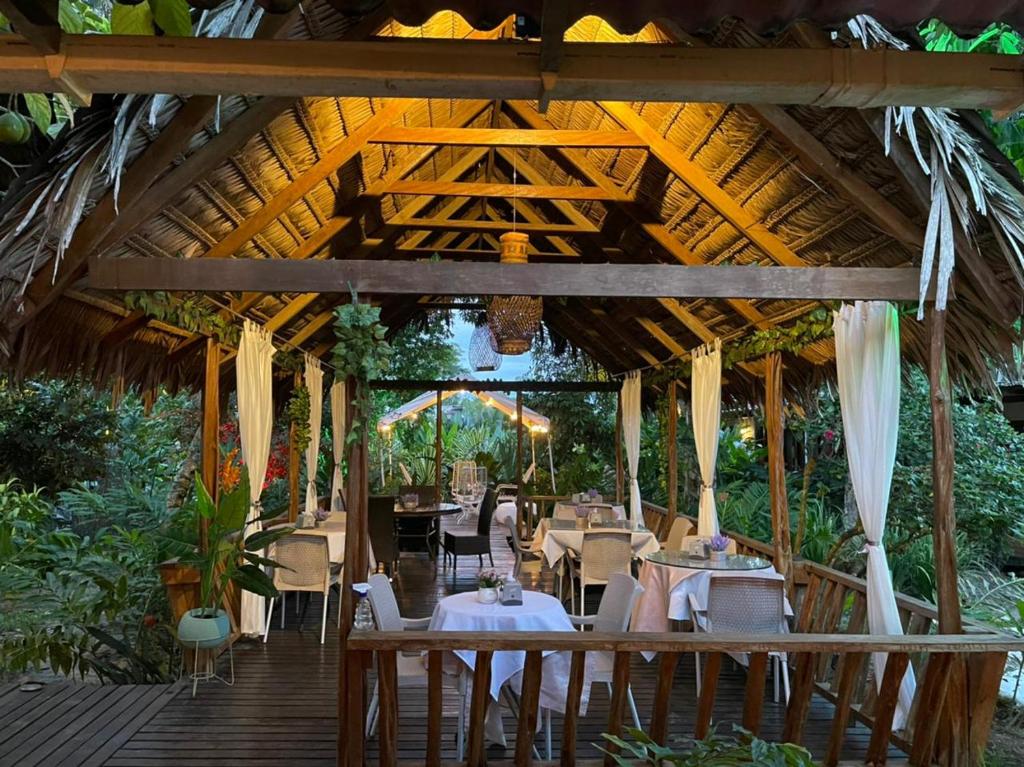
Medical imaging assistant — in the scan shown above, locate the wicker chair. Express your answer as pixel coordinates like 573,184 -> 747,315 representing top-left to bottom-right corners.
368,495 -> 398,574
262,536 -> 340,645
568,531 -> 632,614
501,515 -> 542,581
441,488 -> 496,576
663,517 -> 696,550
569,573 -> 645,730
689,576 -> 791,703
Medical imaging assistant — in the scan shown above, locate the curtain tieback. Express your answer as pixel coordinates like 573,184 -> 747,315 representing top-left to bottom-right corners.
861,539 -> 881,553
700,482 -> 715,492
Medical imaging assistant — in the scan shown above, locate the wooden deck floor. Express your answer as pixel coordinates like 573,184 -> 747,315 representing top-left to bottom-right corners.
2,517 -> 904,765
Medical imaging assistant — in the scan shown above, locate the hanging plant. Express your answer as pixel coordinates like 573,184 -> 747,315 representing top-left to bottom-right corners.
286,384 -> 311,455
332,289 -> 391,447
124,290 -> 240,345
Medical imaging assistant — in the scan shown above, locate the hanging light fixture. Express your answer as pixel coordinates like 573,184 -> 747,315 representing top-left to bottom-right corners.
468,323 -> 502,372
486,152 -> 542,355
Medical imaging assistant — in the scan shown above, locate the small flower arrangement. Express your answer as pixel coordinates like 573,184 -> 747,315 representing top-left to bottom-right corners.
709,534 -> 732,552
477,570 -> 504,589
313,507 -> 330,523
586,488 -> 599,500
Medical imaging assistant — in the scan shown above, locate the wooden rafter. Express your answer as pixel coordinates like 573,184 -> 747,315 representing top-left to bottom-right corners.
369,127 -> 645,148
385,218 -> 598,236
6,37 -> 1024,111
386,180 -> 619,201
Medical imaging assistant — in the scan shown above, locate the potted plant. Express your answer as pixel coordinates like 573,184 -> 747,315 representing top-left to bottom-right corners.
171,470 -> 292,649
709,534 -> 732,562
477,570 -> 503,604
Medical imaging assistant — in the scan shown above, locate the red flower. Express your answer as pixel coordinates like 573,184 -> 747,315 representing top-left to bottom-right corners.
823,429 -> 835,443
143,614 -> 158,629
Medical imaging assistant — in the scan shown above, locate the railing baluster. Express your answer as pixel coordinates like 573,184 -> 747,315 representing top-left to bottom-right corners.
865,651 -> 910,766
795,574 -> 821,633
966,652 -> 1009,763
742,652 -> 769,735
694,651 -> 721,740
377,649 -> 398,767
346,649 -> 367,767
514,650 -> 543,765
817,585 -> 848,682
426,650 -> 442,767
782,651 -> 817,744
824,651 -> 866,767
560,650 -> 586,767
466,650 -> 492,767
909,653 -> 954,766
650,651 -> 680,745
603,651 -> 632,767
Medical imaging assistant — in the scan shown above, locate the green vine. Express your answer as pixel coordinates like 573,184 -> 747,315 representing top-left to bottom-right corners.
286,385 -> 311,455
331,290 -> 391,447
124,291 -> 240,345
646,308 -> 834,388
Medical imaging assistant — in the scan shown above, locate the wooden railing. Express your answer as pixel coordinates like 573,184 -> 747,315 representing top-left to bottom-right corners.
346,630 -> 1019,767
521,494 -> 571,538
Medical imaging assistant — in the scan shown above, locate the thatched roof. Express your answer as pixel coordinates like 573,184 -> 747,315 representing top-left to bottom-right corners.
0,2 -> 1022,402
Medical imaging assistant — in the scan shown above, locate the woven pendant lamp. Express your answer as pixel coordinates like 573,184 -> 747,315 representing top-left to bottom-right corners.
468,323 -> 502,372
487,231 -> 542,355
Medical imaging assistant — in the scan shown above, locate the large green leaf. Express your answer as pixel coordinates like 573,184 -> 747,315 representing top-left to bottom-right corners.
23,94 -> 52,135
232,564 -> 279,598
244,526 -> 292,552
111,1 -> 155,36
149,0 -> 192,37
218,481 -> 249,531
195,472 -> 215,520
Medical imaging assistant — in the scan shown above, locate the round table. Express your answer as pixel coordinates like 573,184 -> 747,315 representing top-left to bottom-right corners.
644,550 -> 772,571
394,502 -> 462,560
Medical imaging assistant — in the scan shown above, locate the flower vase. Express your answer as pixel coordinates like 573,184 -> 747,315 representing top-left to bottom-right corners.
710,550 -> 727,562
477,587 -> 498,604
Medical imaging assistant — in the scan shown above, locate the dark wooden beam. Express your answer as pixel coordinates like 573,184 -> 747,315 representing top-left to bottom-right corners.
5,37 -> 1024,111
200,337 -> 220,551
90,257 -> 934,301
667,381 -> 678,518
765,352 -> 792,586
369,379 -> 620,393
388,218 -> 599,236
386,180 -> 619,202
369,127 -> 644,148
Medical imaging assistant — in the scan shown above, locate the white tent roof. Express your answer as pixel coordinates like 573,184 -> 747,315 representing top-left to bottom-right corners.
377,385 -> 550,432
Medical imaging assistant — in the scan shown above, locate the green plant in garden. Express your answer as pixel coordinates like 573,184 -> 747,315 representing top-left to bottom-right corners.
124,291 -> 240,344
332,291 -> 392,447
286,384 -> 312,455
598,726 -> 818,766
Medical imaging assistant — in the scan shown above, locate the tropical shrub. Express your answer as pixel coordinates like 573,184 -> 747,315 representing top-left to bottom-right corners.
598,726 -> 818,766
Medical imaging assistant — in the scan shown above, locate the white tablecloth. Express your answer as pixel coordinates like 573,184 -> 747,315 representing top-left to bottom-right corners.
494,501 -> 517,528
532,519 -> 659,568
269,516 -> 346,564
552,502 -> 626,521
632,560 -> 791,631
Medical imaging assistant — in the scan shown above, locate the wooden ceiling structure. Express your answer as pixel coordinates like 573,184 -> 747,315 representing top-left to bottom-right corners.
0,1 -> 1022,402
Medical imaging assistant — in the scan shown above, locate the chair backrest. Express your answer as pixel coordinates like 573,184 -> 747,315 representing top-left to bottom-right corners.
451,461 -> 476,494
665,517 -> 696,550
495,483 -> 518,503
679,535 -> 737,555
367,573 -> 404,631
706,577 -> 786,634
580,532 -> 632,582
400,485 -> 436,506
553,503 -> 577,521
476,487 -> 497,536
272,536 -> 330,591
368,495 -> 397,563
593,573 -> 645,633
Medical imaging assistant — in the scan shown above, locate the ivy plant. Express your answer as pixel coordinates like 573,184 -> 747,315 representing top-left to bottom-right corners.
286,385 -> 311,455
332,291 -> 391,448
124,290 -> 240,345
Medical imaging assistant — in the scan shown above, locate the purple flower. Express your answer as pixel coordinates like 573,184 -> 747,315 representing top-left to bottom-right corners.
314,507 -> 330,522
709,534 -> 731,552
587,488 -> 599,499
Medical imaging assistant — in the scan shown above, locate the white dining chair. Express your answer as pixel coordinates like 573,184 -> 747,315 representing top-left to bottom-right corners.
262,536 -> 340,645
663,517 -> 696,550
568,531 -> 632,614
689,576 -> 791,703
569,573 -> 645,731
502,516 -> 542,581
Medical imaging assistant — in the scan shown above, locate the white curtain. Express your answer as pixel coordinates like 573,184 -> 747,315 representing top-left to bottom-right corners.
329,380 -> 346,511
621,371 -> 643,530
303,354 -> 324,514
834,301 -> 916,728
236,320 -> 276,636
692,339 -> 722,537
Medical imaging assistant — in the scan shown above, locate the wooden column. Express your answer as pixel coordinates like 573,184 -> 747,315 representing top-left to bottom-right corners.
199,337 -> 220,552
515,391 -> 525,530
614,390 -> 624,504
667,381 -> 678,518
765,353 -> 792,583
338,377 -> 368,766
288,370 -> 302,523
434,389 -> 443,501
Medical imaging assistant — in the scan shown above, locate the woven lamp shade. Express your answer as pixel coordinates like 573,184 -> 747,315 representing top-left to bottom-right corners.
487,232 -> 542,356
469,324 -> 502,371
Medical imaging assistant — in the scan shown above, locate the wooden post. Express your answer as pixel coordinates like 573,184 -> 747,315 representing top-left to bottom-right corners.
199,337 -> 220,552
288,370 -> 302,523
338,377 -> 368,767
434,389 -> 443,501
614,390 -> 624,504
667,381 -> 678,518
928,307 -> 970,766
765,352 -> 792,583
515,390 -> 525,530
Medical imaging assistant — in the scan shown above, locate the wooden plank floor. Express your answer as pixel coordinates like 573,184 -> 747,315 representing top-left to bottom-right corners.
5,516 -> 905,765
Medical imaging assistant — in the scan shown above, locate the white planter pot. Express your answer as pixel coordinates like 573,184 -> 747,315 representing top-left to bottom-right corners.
710,550 -> 727,562
477,587 -> 499,604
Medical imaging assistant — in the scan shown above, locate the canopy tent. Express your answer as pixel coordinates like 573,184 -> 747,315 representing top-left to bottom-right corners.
377,387 -> 550,433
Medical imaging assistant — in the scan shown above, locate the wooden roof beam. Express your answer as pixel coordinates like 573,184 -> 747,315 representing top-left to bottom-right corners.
6,38 -> 1024,111
385,218 -> 599,236
0,0 -> 88,104
385,180 -> 620,202
369,127 -> 645,148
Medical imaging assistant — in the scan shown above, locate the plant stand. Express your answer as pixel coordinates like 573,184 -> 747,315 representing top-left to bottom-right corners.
178,640 -> 234,698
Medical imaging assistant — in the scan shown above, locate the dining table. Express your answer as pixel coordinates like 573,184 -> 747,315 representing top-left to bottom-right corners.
267,512 -> 347,564
428,589 -> 587,747
531,517 -> 660,569
393,501 -> 462,559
